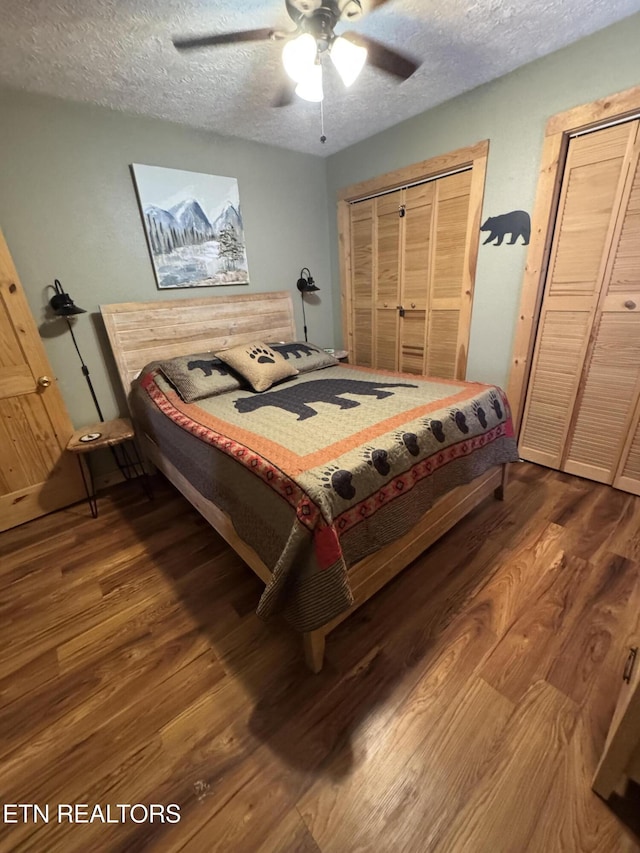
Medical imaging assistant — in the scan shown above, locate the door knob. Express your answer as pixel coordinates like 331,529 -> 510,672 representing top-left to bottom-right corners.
37,376 -> 52,388
624,300 -> 637,310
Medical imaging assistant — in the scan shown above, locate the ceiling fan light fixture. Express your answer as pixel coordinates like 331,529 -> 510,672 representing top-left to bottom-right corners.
330,36 -> 367,87
282,32 -> 317,82
295,63 -> 324,102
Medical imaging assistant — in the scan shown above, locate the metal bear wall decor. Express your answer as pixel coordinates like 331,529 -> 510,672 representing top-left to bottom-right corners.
480,210 -> 531,246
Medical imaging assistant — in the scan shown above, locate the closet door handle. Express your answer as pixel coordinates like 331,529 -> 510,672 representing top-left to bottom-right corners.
623,647 -> 638,683
624,300 -> 636,310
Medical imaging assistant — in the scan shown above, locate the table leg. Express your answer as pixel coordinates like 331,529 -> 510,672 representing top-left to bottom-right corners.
77,455 -> 98,518
113,441 -> 154,501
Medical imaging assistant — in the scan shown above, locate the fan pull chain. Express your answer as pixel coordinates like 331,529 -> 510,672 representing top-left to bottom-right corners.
320,98 -> 326,144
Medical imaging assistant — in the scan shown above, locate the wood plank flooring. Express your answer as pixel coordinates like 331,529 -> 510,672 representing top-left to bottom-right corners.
0,462 -> 639,852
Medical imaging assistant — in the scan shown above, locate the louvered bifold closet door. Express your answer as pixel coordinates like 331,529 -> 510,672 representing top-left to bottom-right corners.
617,407 -> 640,495
519,122 -> 636,468
399,181 -> 434,373
425,170 -> 473,379
563,122 -> 640,486
350,199 -> 375,366
611,127 -> 640,495
374,190 -> 402,370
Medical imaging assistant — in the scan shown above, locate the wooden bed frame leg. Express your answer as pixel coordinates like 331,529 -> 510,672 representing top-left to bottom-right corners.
303,631 -> 326,673
494,463 -> 509,501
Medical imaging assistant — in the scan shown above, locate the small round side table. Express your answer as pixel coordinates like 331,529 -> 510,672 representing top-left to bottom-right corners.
66,417 -> 151,517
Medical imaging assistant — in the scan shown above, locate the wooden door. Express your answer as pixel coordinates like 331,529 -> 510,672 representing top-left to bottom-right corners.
563,125 -> 640,485
398,182 -> 434,374
519,122 -> 637,468
616,402 -> 640,495
612,133 -> 640,495
425,170 -> 474,379
340,141 -> 488,375
349,199 -> 375,367
374,190 -> 402,370
0,231 -> 84,531
593,643 -> 640,799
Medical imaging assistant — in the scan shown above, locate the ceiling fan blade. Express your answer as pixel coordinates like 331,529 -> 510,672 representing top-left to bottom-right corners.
367,0 -> 394,9
173,28 -> 278,51
272,79 -> 296,108
342,32 -> 419,80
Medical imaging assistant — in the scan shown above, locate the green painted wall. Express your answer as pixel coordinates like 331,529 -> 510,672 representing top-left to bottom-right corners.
0,89 -> 333,427
326,12 -> 640,391
1,11 -> 639,436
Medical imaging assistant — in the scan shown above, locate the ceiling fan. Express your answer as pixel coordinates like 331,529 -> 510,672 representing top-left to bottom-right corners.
172,0 -> 419,107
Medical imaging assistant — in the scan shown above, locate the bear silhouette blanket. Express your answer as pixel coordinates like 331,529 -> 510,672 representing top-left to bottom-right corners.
133,364 -> 519,632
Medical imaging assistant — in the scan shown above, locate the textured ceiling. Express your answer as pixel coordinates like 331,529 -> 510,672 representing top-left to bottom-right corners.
1,0 -> 639,156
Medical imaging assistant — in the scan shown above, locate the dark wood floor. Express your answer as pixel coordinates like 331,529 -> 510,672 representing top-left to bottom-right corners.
1,462 -> 639,852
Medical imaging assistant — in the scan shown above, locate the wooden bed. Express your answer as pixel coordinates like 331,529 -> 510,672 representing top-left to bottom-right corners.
101,290 -> 507,672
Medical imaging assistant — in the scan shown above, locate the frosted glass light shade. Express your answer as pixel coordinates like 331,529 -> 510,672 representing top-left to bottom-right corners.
282,33 -> 317,83
295,63 -> 324,102
330,36 -> 367,87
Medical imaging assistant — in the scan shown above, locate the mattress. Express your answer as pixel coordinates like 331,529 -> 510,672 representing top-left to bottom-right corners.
131,363 -> 519,631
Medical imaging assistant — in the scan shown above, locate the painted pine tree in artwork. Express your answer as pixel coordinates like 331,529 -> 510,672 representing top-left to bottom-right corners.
217,225 -> 243,271
146,214 -> 159,254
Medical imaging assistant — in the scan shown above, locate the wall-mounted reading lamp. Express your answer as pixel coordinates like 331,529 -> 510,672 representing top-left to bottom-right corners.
296,268 -> 320,343
48,279 -> 104,421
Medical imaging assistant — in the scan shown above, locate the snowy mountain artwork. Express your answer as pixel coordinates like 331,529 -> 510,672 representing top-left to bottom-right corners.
131,164 -> 250,289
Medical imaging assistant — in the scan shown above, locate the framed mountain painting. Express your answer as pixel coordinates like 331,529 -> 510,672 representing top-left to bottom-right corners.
131,164 -> 250,289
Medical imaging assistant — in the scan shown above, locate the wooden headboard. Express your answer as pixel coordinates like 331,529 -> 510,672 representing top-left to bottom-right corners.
101,290 -> 296,396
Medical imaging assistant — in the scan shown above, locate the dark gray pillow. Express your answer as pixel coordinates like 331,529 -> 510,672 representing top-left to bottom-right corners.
158,352 -> 242,402
268,341 -> 339,373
